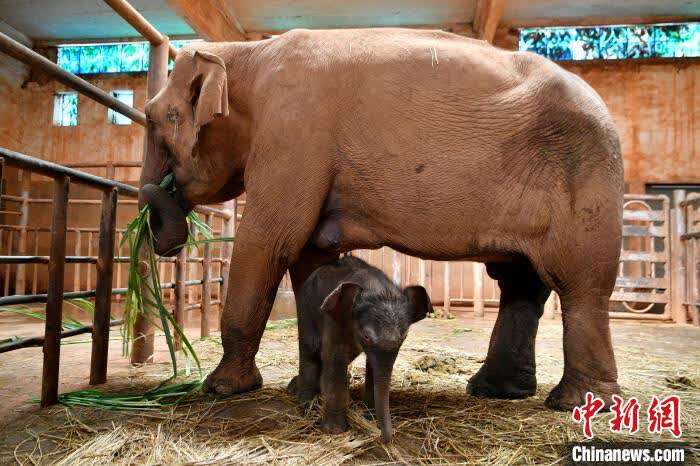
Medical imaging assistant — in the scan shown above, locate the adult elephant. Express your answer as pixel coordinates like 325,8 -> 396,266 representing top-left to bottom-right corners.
140,28 -> 623,411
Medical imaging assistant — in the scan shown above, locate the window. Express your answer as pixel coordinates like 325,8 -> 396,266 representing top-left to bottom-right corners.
519,22 -> 700,61
53,92 -> 78,126
56,40 -> 196,75
108,90 -> 134,125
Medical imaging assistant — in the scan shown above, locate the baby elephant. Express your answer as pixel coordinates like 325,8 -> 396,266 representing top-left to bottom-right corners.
288,255 -> 432,443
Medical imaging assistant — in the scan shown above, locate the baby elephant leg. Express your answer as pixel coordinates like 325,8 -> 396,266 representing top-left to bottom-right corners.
320,352 -> 350,434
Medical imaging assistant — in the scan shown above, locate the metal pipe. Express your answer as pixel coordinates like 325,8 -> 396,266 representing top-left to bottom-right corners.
0,148 -> 139,195
103,0 -> 179,59
0,32 -> 147,126
0,320 -> 123,354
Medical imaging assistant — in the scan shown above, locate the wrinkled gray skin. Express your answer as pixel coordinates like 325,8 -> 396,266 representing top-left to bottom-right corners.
287,256 -> 431,443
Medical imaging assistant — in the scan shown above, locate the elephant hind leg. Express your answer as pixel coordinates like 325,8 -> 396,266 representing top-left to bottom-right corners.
544,288 -> 621,411
467,259 -> 550,399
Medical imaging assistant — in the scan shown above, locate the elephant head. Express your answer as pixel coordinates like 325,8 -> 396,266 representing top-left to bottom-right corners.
140,46 -> 247,255
321,282 -> 432,442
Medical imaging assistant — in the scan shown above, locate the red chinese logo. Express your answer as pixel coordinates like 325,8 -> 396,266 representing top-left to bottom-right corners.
609,394 -> 640,434
572,392 -> 605,439
572,393 -> 683,438
647,395 -> 682,438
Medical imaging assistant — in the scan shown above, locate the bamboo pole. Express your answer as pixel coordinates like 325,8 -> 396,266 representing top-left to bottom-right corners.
174,248 -> 187,350
90,188 -> 118,385
103,0 -> 179,59
14,171 -> 30,294
41,176 -> 69,407
130,37 -> 170,364
0,32 -> 146,126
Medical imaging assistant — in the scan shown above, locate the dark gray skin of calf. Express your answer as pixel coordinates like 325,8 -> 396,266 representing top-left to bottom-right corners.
288,256 -> 432,443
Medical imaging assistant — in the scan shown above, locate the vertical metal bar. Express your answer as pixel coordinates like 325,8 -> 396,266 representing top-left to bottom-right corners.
201,213 -> 213,337
443,262 -> 451,313
418,259 -> 426,288
473,262 -> 484,318
131,37 -> 170,364
89,188 -> 117,385
41,176 -> 69,407
670,190 -> 686,323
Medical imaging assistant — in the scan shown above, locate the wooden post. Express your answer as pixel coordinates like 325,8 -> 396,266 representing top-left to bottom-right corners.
89,188 -> 117,385
86,231 -> 93,289
392,250 -> 401,286
670,190 -> 687,324
220,199 -> 236,309
15,170 -> 30,294
174,247 -> 187,350
130,251 -> 155,364
418,259 -> 426,287
4,229 -> 12,296
130,37 -> 169,363
443,262 -> 451,313
41,176 -> 69,407
74,231 -> 81,290
544,292 -> 557,319
473,262 -> 484,318
201,213 -> 213,337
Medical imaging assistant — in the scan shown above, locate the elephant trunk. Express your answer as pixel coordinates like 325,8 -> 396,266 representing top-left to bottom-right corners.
139,184 -> 189,257
368,350 -> 398,443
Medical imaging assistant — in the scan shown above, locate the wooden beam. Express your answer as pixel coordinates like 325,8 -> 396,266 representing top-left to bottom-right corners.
473,0 -> 505,43
166,0 -> 247,41
103,0 -> 178,59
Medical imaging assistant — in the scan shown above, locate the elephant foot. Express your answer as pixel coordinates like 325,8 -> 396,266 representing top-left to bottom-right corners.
287,375 -> 319,407
203,358 -> 262,396
321,411 -> 348,434
466,363 -> 537,399
545,368 -> 621,411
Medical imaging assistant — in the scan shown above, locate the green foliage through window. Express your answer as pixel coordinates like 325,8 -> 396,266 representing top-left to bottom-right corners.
519,23 -> 699,61
57,40 -> 195,75
53,92 -> 78,126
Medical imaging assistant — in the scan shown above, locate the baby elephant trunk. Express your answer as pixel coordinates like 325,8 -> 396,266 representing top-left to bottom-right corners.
368,350 -> 398,443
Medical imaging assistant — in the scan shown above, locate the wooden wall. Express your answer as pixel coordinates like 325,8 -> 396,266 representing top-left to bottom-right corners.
0,69 -> 146,181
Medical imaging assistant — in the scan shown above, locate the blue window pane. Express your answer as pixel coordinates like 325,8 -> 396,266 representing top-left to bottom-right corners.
57,47 -> 80,73
56,40 -> 197,75
121,43 -> 146,72
79,45 -> 105,73
519,22 -> 699,62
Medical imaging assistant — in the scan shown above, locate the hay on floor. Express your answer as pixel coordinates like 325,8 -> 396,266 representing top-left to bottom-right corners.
2,318 -> 699,465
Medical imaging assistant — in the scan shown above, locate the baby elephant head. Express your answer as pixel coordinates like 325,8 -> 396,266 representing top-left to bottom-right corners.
321,283 -> 433,442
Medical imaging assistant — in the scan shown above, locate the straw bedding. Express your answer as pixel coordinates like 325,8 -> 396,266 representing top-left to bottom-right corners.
2,317 -> 698,465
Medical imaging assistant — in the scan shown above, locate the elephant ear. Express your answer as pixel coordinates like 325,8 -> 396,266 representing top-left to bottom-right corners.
190,50 -> 229,129
320,282 -> 362,324
404,285 -> 433,323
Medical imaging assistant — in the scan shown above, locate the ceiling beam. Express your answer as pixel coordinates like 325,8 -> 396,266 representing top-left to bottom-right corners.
473,0 -> 505,42
165,0 -> 247,41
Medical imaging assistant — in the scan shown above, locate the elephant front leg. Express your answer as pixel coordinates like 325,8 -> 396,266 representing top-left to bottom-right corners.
203,213 -> 309,396
320,351 -> 351,434
467,261 -> 550,399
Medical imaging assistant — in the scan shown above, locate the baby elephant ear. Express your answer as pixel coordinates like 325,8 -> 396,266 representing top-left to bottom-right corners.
404,286 -> 433,323
189,50 -> 229,129
320,282 -> 362,323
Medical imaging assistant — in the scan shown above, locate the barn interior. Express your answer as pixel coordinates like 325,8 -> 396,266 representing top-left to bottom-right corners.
0,0 -> 699,464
